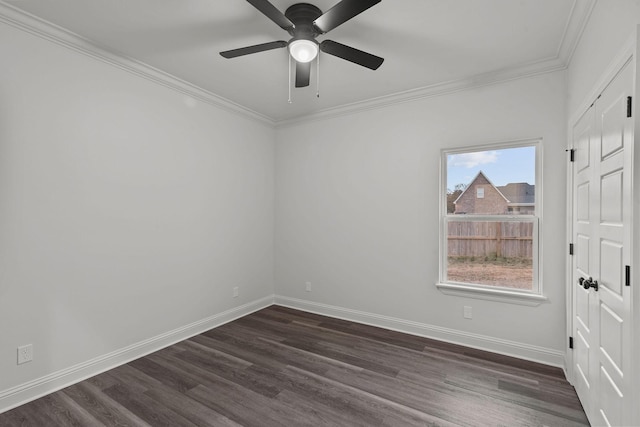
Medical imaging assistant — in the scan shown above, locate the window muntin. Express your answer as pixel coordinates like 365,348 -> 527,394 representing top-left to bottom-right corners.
441,142 -> 540,294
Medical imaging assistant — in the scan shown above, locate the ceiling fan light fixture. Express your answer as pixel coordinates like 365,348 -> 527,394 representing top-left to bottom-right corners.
288,39 -> 318,63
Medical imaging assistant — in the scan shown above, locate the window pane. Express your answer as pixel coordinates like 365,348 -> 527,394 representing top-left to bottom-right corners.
447,146 -> 535,215
447,220 -> 533,290
442,142 -> 540,294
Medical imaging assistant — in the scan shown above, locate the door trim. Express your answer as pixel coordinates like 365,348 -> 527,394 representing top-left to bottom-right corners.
566,29 -> 639,426
567,43 -> 635,381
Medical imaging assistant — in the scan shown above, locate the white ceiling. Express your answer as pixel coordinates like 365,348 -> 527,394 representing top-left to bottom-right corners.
1,0 -> 592,122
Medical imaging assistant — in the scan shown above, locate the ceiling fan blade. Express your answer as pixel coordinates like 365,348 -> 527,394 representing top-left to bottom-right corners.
313,0 -> 381,34
320,40 -> 384,70
295,61 -> 311,88
246,0 -> 295,31
220,40 -> 287,58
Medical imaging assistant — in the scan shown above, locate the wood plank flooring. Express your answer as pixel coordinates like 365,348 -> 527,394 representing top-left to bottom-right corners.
0,305 -> 589,426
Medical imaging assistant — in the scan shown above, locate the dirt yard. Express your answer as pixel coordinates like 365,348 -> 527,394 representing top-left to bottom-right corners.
447,258 -> 533,290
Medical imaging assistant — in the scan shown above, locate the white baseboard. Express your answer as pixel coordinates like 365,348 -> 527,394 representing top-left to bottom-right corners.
274,295 -> 566,368
0,295 -> 275,414
1,294 -> 568,414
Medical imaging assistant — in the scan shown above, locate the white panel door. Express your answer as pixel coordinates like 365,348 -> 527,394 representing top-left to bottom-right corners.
572,102 -> 595,411
572,60 -> 633,427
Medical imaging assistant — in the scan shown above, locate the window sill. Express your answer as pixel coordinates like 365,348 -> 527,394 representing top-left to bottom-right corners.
436,282 -> 548,306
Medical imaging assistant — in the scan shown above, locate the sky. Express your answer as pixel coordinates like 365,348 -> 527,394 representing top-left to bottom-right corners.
447,146 -> 535,190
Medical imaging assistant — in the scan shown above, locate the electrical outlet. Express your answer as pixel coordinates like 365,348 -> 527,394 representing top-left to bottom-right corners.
305,281 -> 311,292
463,306 -> 472,319
233,287 -> 239,298
17,344 -> 33,365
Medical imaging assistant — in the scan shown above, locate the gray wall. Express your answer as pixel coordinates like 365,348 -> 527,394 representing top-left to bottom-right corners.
4,0 -> 640,415
275,71 -> 568,362
0,21 -> 275,400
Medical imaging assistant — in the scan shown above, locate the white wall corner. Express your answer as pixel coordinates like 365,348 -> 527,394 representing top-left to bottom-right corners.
274,295 -> 566,369
0,2 -> 274,126
0,295 -> 275,415
557,0 -> 598,65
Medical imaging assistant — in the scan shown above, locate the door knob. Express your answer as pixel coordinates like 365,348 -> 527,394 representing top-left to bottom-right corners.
579,276 -> 599,291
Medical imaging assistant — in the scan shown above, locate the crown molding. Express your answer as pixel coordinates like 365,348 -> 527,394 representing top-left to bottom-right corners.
556,0 -> 597,65
1,0 -> 596,128
275,56 -> 567,128
275,0 -> 596,128
0,2 -> 275,126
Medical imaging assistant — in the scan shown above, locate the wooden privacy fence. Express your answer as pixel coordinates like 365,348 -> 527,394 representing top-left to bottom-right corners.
447,221 -> 533,258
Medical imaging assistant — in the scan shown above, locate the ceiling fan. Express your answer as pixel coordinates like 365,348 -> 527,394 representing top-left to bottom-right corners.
220,0 -> 384,88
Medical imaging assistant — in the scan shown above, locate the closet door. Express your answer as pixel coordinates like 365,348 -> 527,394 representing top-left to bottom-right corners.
571,59 -> 633,427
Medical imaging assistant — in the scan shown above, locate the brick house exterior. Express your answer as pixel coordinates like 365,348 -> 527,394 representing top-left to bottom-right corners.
453,171 -> 535,215
454,171 -> 508,214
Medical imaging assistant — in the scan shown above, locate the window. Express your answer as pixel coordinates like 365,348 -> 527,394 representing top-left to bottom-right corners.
438,140 -> 545,304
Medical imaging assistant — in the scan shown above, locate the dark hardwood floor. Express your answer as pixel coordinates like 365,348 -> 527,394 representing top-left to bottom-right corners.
1,305 -> 588,426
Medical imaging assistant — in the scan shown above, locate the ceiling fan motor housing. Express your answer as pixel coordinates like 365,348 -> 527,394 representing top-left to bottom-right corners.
285,3 -> 322,39
219,0 -> 384,87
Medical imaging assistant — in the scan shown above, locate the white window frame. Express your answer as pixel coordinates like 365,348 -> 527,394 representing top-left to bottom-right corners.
476,187 -> 484,198
436,138 -> 547,306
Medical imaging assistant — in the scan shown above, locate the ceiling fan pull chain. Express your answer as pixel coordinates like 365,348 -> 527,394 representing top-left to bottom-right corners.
288,54 -> 293,103
316,50 -> 320,98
